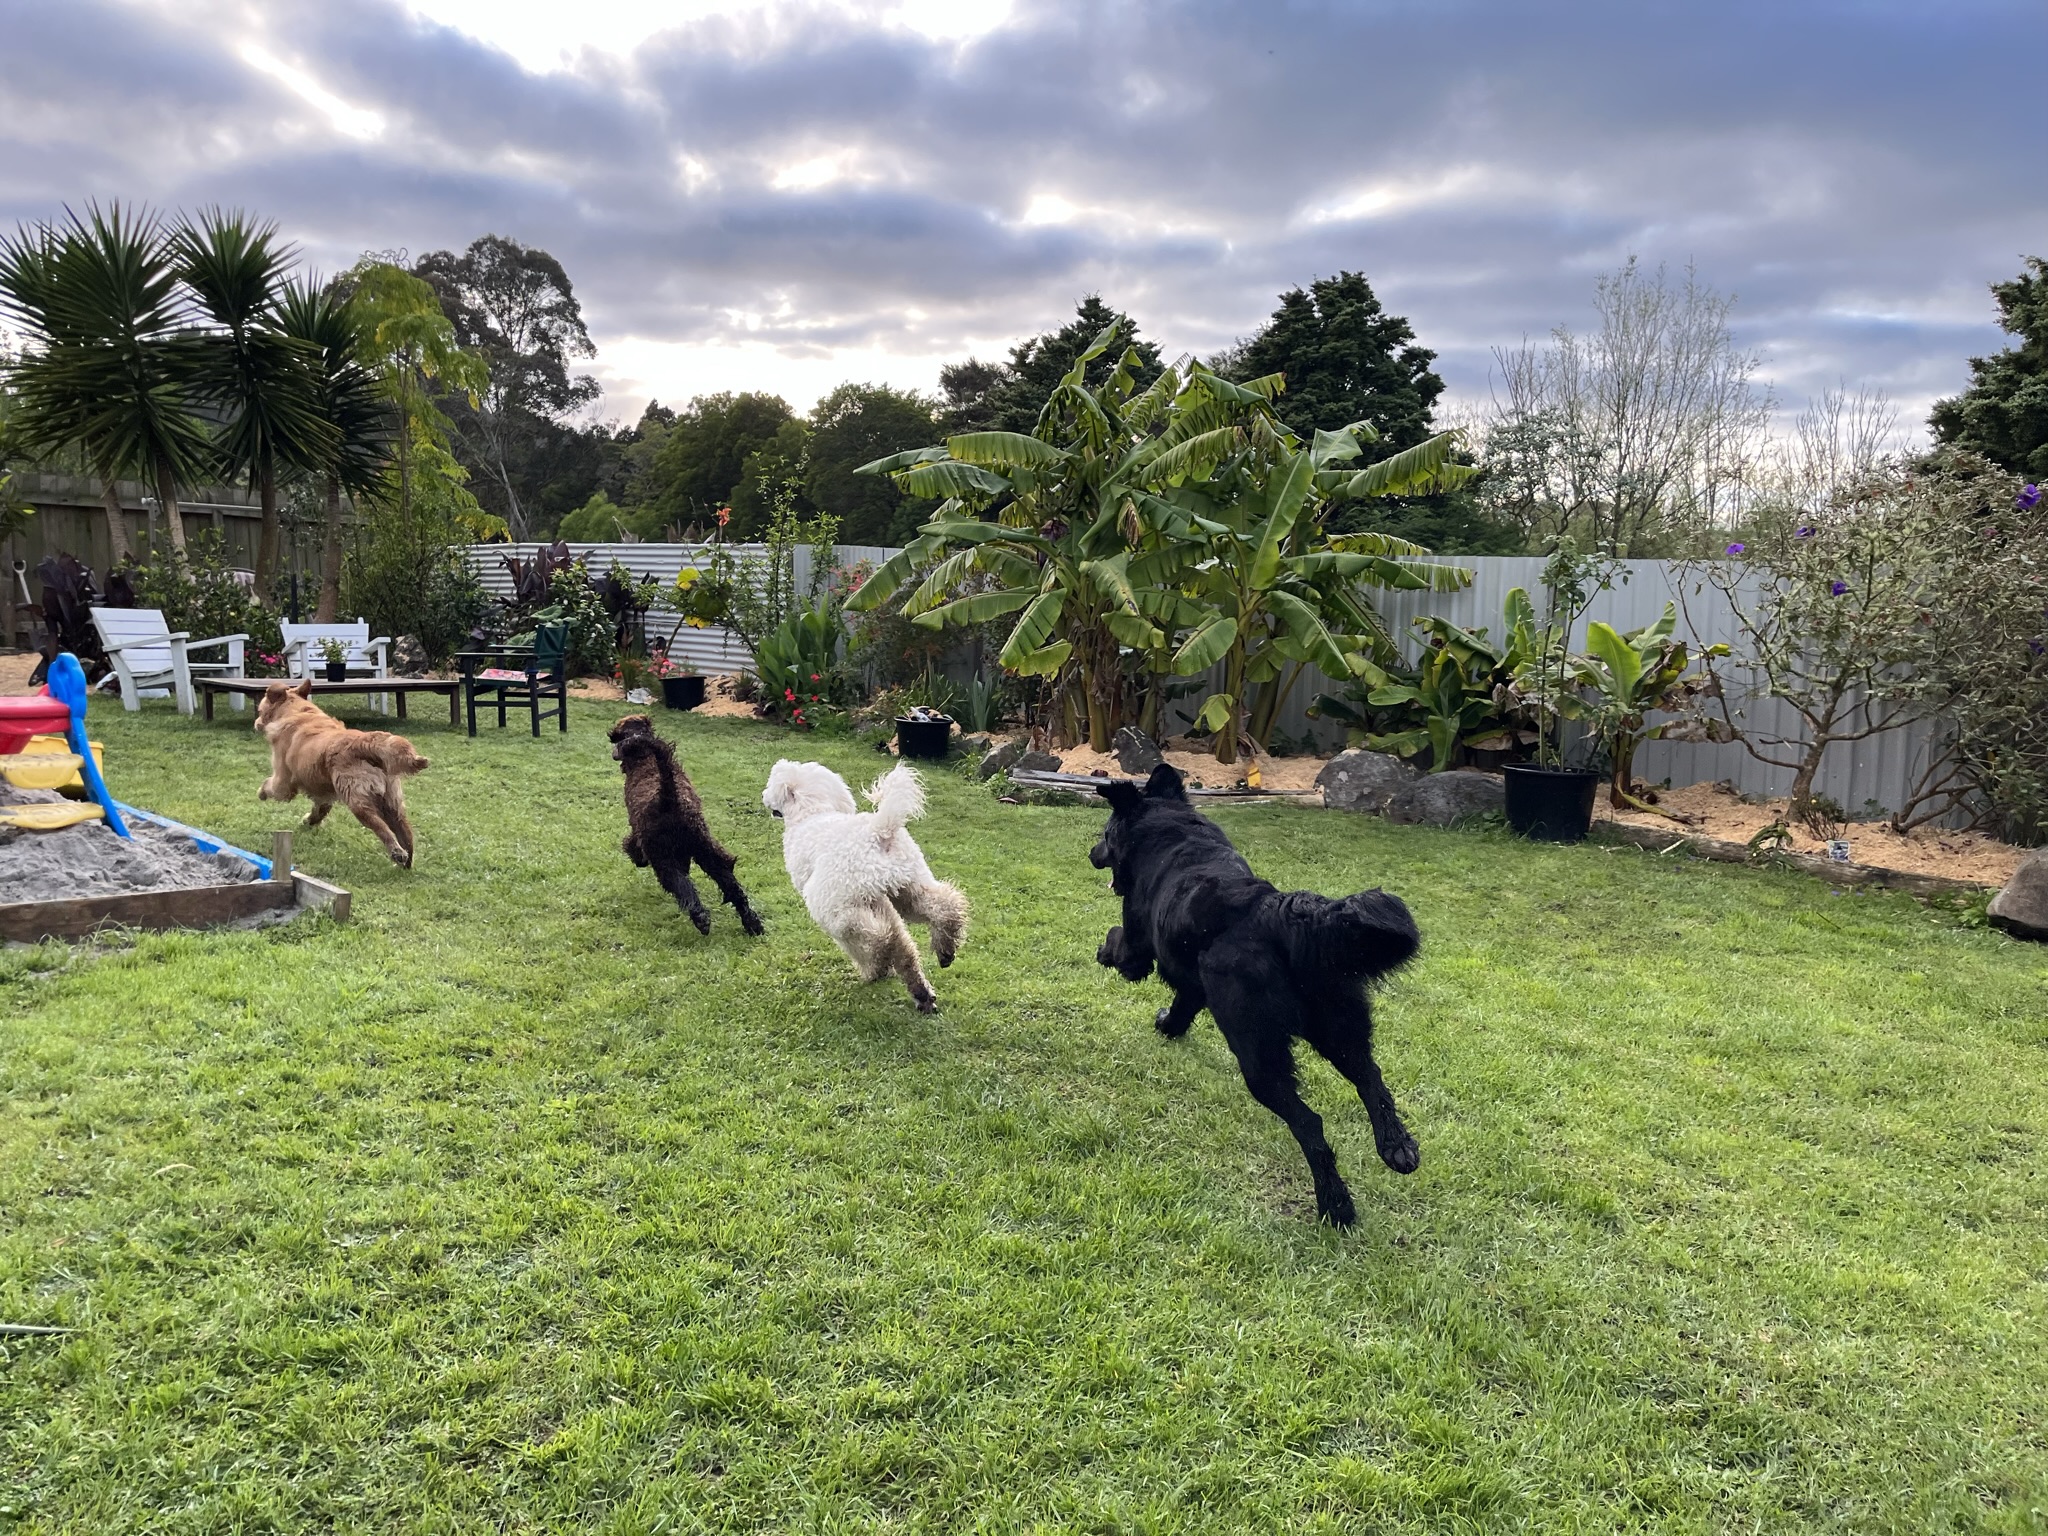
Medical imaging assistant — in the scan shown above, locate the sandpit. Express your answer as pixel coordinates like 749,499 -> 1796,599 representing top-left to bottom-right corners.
0,786 -> 259,903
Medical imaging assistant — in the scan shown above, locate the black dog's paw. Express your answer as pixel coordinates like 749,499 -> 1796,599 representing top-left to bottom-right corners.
913,988 -> 939,1014
1096,927 -> 1124,969
1154,1006 -> 1191,1038
937,948 -> 955,969
740,912 -> 766,937
687,910 -> 713,935
1317,1187 -> 1358,1228
1378,1135 -> 1421,1175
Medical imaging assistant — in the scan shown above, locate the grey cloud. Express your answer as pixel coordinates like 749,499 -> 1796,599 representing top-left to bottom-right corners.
2,0 -> 2041,424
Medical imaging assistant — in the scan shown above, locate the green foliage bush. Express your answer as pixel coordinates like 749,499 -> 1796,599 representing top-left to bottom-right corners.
127,534 -> 285,672
343,510 -> 488,666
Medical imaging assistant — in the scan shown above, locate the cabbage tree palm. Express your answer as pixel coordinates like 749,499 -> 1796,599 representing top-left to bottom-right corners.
177,211 -> 337,594
0,204 -> 210,564
276,278 -> 390,620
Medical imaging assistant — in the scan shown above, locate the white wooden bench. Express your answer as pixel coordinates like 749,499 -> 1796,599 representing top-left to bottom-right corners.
281,621 -> 392,713
90,607 -> 248,714
280,621 -> 391,681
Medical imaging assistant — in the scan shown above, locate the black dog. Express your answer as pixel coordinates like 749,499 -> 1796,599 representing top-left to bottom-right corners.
1091,763 -> 1422,1226
610,714 -> 764,936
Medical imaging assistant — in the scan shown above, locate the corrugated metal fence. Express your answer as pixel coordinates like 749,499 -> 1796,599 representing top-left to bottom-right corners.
461,544 -> 1948,816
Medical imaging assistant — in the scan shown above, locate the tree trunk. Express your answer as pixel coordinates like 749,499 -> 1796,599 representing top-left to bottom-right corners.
98,477 -> 132,568
1212,651 -> 1245,765
1248,662 -> 1306,750
152,457 -> 187,555
255,460 -> 280,599
317,477 -> 344,622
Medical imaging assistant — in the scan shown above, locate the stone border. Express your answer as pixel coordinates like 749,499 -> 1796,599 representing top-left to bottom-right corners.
1592,821 -> 1994,896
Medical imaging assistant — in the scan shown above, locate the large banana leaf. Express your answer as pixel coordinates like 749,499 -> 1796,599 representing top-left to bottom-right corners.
1000,588 -> 1068,664
1582,621 -> 1644,697
910,587 -> 1036,630
854,445 -> 949,477
945,431 -> 1064,468
1172,614 -> 1239,675
1248,451 -> 1316,589
1264,588 -> 1350,676
895,459 -> 1012,500
1342,430 -> 1476,499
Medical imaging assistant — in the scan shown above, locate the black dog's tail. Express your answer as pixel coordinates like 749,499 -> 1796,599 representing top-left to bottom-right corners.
1262,887 -> 1420,987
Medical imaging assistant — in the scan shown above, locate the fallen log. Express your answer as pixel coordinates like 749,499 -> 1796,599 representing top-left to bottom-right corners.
1592,821 -> 1993,895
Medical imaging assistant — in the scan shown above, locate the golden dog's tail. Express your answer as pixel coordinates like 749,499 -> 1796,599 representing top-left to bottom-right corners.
371,734 -> 430,778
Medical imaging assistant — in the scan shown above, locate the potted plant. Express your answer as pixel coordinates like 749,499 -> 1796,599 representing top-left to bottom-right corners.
319,636 -> 349,683
1503,543 -> 1615,842
654,649 -> 706,710
895,705 -> 954,760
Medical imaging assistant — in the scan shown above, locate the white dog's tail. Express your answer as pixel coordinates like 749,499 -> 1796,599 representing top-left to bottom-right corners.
867,763 -> 926,842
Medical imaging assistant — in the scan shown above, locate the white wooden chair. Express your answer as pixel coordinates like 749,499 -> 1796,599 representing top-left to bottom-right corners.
90,607 -> 247,714
280,621 -> 391,712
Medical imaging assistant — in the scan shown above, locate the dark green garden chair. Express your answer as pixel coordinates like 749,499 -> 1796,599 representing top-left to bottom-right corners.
458,622 -> 569,738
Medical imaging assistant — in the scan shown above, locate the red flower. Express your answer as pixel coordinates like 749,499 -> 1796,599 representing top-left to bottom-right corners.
810,672 -> 820,681
715,505 -> 731,527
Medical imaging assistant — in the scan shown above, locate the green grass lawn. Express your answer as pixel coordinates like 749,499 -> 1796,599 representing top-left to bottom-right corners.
3,697 -> 2046,1534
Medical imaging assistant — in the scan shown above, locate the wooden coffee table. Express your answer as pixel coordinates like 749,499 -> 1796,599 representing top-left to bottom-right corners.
198,676 -> 462,727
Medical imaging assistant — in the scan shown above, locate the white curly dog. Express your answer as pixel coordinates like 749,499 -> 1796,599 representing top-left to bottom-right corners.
762,759 -> 969,1012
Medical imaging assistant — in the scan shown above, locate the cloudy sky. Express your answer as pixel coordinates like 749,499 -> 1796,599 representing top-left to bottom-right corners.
3,0 -> 2042,438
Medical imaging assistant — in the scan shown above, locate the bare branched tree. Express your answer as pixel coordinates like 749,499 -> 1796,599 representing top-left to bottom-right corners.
1483,258 -> 1773,553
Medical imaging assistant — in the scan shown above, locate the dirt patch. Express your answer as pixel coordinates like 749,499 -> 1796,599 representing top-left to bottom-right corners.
0,786 -> 259,902
0,651 -> 40,696
1601,782 -> 2025,887
1039,739 -> 1333,793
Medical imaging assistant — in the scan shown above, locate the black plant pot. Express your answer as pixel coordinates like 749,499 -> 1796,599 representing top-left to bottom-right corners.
1504,764 -> 1600,843
896,715 -> 954,760
662,673 -> 707,710
323,661 -> 348,683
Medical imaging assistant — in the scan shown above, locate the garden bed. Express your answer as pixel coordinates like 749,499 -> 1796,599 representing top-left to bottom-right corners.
1600,780 -> 2024,887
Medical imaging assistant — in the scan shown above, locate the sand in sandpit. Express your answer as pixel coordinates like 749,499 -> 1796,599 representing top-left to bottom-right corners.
0,786 -> 258,903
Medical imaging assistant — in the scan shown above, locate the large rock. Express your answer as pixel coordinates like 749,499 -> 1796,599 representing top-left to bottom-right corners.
978,739 -> 1027,780
1988,848 -> 2048,942
1113,726 -> 1165,775
1386,770 -> 1506,827
1014,749 -> 1065,775
1316,749 -> 1419,814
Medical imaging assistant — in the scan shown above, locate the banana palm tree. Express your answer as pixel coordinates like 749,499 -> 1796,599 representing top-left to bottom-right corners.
177,210 -> 337,594
0,204 -> 211,564
276,278 -> 391,621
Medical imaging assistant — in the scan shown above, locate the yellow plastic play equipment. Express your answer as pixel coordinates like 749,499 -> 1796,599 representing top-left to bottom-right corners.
2,751 -> 87,791
6,732 -> 102,790
0,801 -> 105,830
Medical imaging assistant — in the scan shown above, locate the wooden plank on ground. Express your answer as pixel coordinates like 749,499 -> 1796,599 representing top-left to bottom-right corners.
0,881 -> 298,941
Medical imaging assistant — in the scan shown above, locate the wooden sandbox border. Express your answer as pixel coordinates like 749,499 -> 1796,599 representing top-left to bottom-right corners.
0,830 -> 352,943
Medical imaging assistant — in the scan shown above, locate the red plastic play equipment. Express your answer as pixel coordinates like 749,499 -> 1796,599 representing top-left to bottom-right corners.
0,695 -> 72,755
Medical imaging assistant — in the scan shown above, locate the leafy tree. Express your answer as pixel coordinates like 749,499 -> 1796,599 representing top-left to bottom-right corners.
1226,272 -> 1444,447
650,392 -> 795,524
730,416 -> 810,537
0,204 -> 212,562
803,383 -> 940,545
1483,258 -> 1771,554
942,297 -> 1164,437
559,489 -> 664,542
176,210 -> 337,594
275,278 -> 390,621
936,357 -> 1010,436
413,235 -> 601,537
1930,256 -> 2048,479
